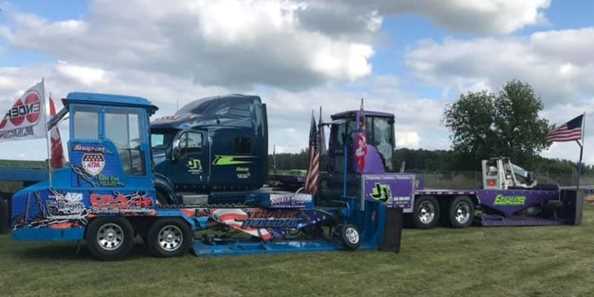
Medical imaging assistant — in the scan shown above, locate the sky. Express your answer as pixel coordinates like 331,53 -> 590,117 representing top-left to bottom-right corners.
1,0 -> 594,164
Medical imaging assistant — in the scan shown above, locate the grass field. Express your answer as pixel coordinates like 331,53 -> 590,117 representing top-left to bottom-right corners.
2,207 -> 594,297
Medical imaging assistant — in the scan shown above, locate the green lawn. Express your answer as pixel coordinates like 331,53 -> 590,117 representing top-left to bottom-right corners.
2,207 -> 594,297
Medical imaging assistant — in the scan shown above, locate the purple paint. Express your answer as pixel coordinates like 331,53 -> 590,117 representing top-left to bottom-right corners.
362,174 -> 415,209
477,189 -> 558,217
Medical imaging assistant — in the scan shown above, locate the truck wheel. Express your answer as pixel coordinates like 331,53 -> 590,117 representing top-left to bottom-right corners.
414,196 -> 439,229
341,224 -> 361,250
86,217 -> 135,261
147,218 -> 191,257
448,196 -> 474,228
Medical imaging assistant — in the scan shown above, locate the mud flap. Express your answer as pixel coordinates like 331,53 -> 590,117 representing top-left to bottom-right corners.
560,189 -> 583,225
379,207 -> 403,252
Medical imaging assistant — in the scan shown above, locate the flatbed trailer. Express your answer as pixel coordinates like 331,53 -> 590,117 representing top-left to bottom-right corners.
411,186 -> 582,228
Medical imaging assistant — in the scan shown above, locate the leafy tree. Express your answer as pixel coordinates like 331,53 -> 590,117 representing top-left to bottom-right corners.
444,80 -> 550,169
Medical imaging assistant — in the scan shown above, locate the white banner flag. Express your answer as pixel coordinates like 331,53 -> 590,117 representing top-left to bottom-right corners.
0,80 -> 47,143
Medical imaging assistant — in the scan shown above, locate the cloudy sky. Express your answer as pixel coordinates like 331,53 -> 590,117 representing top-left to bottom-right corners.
1,0 -> 593,164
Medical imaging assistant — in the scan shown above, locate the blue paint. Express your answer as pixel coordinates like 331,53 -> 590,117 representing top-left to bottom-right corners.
12,227 -> 84,241
193,240 -> 352,257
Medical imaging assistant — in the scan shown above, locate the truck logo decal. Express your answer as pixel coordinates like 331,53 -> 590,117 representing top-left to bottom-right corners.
370,183 -> 392,203
187,159 -> 203,174
213,155 -> 254,166
494,195 -> 526,206
82,153 -> 105,176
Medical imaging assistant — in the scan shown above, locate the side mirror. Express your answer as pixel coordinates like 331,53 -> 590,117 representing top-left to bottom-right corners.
171,137 -> 182,161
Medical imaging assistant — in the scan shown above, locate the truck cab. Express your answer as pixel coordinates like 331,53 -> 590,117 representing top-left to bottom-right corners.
327,110 -> 395,175
150,95 -> 268,205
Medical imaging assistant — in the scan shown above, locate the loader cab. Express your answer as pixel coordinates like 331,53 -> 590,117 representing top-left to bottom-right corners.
63,92 -> 157,190
482,157 -> 537,190
328,110 -> 395,174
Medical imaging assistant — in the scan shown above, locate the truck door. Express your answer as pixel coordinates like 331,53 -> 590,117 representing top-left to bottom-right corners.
171,130 -> 209,192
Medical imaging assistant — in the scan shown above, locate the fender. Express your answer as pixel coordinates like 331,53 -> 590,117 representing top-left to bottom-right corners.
154,173 -> 180,205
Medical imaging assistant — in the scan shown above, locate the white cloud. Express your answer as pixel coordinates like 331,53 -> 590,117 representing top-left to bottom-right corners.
406,27 -> 594,106
0,0 -> 379,90
396,131 -> 420,148
55,61 -> 108,86
320,0 -> 550,34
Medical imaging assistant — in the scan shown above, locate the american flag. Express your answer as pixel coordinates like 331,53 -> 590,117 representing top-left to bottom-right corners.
304,113 -> 320,195
547,114 -> 584,142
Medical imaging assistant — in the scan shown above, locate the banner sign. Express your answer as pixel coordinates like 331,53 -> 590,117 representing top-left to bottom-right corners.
0,81 -> 47,142
362,173 -> 415,210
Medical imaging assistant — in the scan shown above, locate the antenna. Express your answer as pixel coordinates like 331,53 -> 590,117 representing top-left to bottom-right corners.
273,144 -> 277,172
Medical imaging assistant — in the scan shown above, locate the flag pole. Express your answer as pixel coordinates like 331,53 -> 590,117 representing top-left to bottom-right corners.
576,112 -> 586,192
45,83 -> 53,189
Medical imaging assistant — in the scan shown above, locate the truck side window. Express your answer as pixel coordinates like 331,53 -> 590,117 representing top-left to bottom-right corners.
105,111 -> 146,176
74,111 -> 99,139
187,132 -> 203,149
372,117 -> 394,170
181,132 -> 203,150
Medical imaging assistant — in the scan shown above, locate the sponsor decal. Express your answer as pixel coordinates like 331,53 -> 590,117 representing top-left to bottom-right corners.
212,155 -> 254,166
236,167 -> 251,179
97,175 -> 121,187
269,193 -> 311,208
82,153 -> 105,176
370,183 -> 392,203
90,192 -> 154,214
494,195 -> 526,206
73,144 -> 106,153
187,159 -> 203,174
46,192 -> 86,218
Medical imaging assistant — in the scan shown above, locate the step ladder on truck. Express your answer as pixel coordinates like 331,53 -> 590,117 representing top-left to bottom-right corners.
9,92 -> 406,260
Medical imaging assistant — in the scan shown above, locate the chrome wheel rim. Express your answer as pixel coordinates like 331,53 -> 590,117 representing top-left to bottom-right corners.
158,225 -> 183,252
97,223 -> 124,251
454,202 -> 471,225
344,227 -> 359,244
418,201 -> 436,224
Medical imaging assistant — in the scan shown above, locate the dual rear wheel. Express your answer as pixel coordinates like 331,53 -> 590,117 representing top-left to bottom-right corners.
86,217 -> 191,260
412,196 -> 474,229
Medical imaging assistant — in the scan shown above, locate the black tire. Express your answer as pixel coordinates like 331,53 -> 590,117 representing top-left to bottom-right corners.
147,218 -> 192,257
340,224 -> 361,250
413,196 -> 439,229
0,198 -> 9,234
86,217 -> 135,261
448,196 -> 474,228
